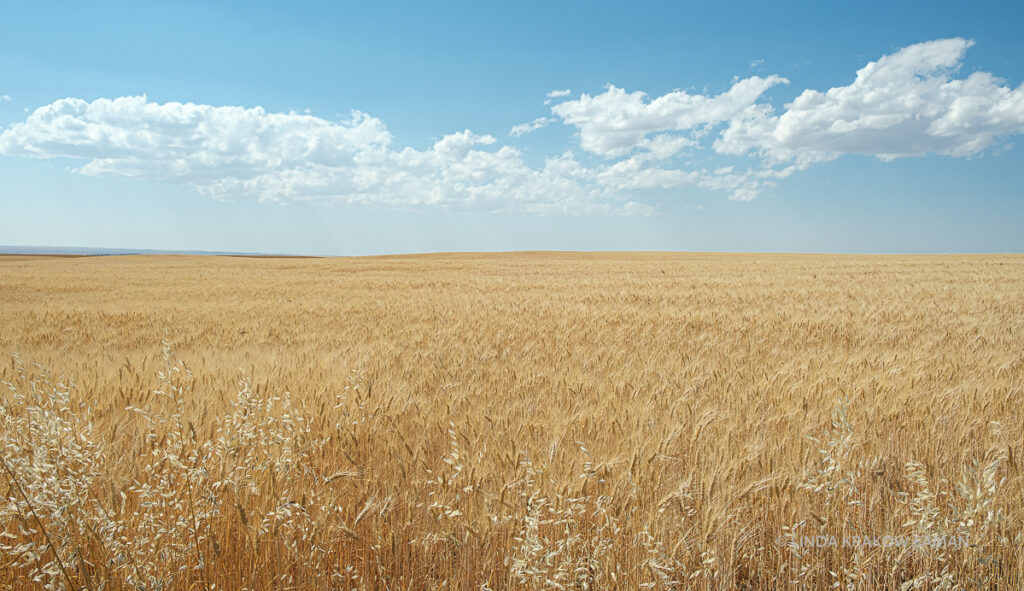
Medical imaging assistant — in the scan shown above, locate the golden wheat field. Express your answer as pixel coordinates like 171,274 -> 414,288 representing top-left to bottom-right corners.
0,252 -> 1022,590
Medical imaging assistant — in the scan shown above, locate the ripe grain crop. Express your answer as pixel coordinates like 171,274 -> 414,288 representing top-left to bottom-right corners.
0,252 -> 1021,589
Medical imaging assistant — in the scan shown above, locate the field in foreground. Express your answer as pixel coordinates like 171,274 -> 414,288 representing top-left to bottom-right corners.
1,252 -> 1022,590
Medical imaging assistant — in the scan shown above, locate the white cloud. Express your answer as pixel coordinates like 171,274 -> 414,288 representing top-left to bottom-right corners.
544,89 -> 572,105
635,134 -> 695,160
2,39 -> 1023,212
597,156 -> 699,190
0,95 -> 11,103
696,165 -> 797,202
509,116 -> 553,137
715,38 -> 1024,166
0,96 -> 391,176
550,76 -> 787,157
0,95 -> 653,213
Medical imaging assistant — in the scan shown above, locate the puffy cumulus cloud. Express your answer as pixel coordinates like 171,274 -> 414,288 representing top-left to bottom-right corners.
596,156 -> 699,190
0,96 -> 392,181
715,38 -> 1024,165
550,76 -> 787,157
0,95 -> 651,213
4,39 -> 1024,212
635,134 -> 696,160
541,38 -> 1024,200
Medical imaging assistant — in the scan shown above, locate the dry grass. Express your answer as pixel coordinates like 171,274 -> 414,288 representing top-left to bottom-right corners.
0,252 -> 1021,589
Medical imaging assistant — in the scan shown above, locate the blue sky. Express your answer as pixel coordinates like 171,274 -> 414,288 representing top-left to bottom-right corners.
1,0 -> 1023,254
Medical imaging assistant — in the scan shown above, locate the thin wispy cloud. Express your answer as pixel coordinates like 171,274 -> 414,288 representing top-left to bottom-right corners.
544,89 -> 572,105
509,116 -> 553,137
2,39 -> 1023,211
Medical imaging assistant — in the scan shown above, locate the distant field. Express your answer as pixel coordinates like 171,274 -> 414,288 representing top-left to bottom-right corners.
1,253 -> 1022,589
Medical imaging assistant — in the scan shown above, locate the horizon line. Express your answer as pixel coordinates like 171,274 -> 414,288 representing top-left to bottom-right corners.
3,244 -> 1024,258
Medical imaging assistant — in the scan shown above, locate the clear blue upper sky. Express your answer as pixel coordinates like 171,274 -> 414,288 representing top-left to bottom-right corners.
1,0 -> 1022,254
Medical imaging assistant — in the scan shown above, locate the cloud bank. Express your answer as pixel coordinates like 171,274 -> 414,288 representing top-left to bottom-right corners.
550,76 -> 788,158
2,38 -> 1023,212
0,96 -> 656,214
714,38 -> 1024,166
